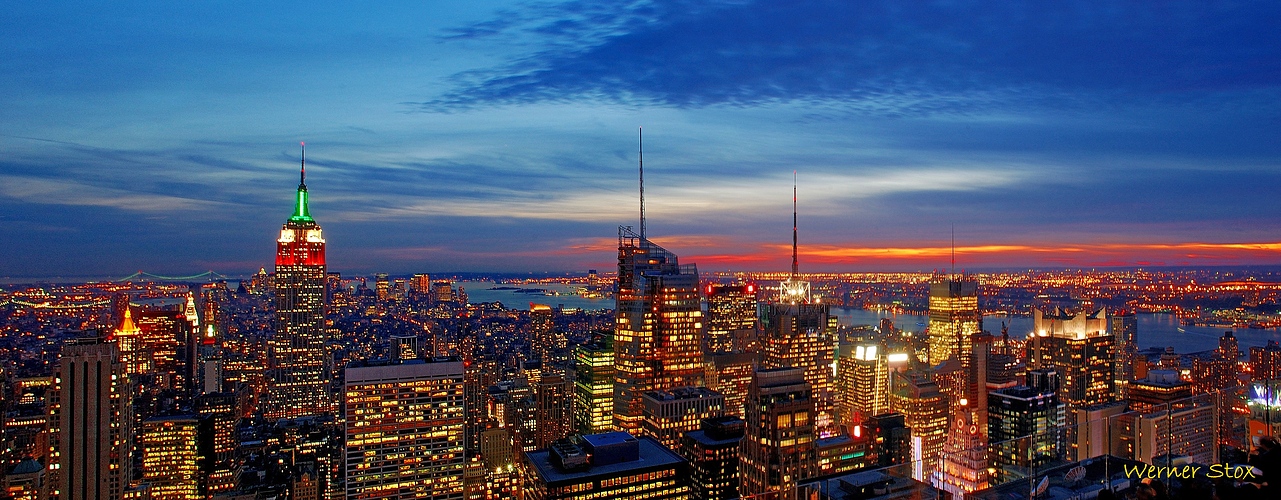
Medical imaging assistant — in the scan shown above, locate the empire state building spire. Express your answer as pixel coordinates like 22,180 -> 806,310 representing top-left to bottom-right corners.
291,142 -> 312,222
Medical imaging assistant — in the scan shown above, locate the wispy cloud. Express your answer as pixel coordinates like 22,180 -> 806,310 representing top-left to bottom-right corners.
0,175 -> 227,213
426,1 -> 1281,115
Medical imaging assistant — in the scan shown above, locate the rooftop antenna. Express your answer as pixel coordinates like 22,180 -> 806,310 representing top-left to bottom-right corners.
300,141 -> 307,188
950,224 -> 955,278
792,170 -> 798,279
639,127 -> 645,239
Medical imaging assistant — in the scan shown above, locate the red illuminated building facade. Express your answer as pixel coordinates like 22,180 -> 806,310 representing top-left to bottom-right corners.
265,152 -> 332,420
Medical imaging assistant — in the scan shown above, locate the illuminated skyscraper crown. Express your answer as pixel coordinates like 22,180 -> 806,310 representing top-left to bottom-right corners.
290,142 -> 313,223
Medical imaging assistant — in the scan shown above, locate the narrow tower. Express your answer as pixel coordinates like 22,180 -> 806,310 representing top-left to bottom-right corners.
265,143 -> 332,420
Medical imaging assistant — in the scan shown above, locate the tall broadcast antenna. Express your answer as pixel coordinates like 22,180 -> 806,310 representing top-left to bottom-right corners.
300,141 -> 307,187
792,170 -> 798,279
639,127 -> 645,239
950,224 -> 956,277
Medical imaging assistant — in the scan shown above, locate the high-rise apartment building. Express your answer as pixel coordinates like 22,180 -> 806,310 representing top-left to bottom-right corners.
47,338 -> 132,500
139,414 -> 203,500
530,304 -> 557,365
1111,370 -> 1219,465
705,283 -> 758,354
739,368 -> 817,498
344,358 -> 465,500
641,387 -> 725,450
1250,340 -> 1281,381
573,334 -> 615,435
613,227 -> 704,432
1193,355 -> 1243,446
267,157 -> 331,420
1219,331 -> 1240,360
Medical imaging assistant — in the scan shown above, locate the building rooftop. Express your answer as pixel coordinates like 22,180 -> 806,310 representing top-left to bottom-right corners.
642,386 -> 722,402
526,434 -> 687,487
799,469 -> 940,500
345,356 -> 462,383
969,455 -> 1148,500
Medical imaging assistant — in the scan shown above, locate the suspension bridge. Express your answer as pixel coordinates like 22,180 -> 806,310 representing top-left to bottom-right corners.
112,270 -> 233,282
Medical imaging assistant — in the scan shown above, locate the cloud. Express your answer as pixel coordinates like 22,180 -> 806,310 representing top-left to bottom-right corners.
425,0 -> 1281,115
333,166 -> 1026,223
0,175 -> 227,213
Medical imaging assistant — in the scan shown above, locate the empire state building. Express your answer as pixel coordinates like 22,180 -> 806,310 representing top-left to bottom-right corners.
265,145 -> 331,420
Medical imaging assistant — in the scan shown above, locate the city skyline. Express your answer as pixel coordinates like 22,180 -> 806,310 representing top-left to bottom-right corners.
4,2 -> 1281,276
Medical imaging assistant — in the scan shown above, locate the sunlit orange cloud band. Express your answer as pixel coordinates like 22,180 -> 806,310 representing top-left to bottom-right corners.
645,240 -> 1281,269
372,238 -> 1281,271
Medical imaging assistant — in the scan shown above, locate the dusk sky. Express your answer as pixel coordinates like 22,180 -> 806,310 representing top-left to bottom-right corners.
4,1 -> 1281,277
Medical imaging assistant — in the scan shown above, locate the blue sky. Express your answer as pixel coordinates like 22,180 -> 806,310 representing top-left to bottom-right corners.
3,1 -> 1281,277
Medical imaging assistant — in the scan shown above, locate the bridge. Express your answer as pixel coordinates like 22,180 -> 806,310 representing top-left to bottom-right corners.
113,270 -> 232,282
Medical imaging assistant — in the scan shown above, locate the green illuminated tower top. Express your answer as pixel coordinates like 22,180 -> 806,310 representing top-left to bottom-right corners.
290,142 -> 313,223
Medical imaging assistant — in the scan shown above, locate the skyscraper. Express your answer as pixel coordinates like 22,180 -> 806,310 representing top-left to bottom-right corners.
1028,308 -> 1117,409
139,414 -> 203,500
344,357 -> 465,500
760,179 -> 838,429
704,283 -> 758,353
760,303 -> 836,428
613,227 -> 704,433
1113,371 -> 1219,465
889,370 -> 948,482
704,351 -> 756,419
573,333 -> 615,435
194,393 -> 238,496
739,368 -> 818,499
926,278 -> 980,367
1250,340 -> 1281,381
681,416 -> 745,500
1111,311 -> 1138,399
266,148 -> 331,420
1193,355 -> 1244,447
114,306 -> 146,375
530,304 -> 557,365
47,338 -> 132,500
375,273 -> 389,302
411,273 -> 432,295
837,344 -> 909,428
534,369 -> 574,449
987,383 -> 1064,482
641,387 -> 725,451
